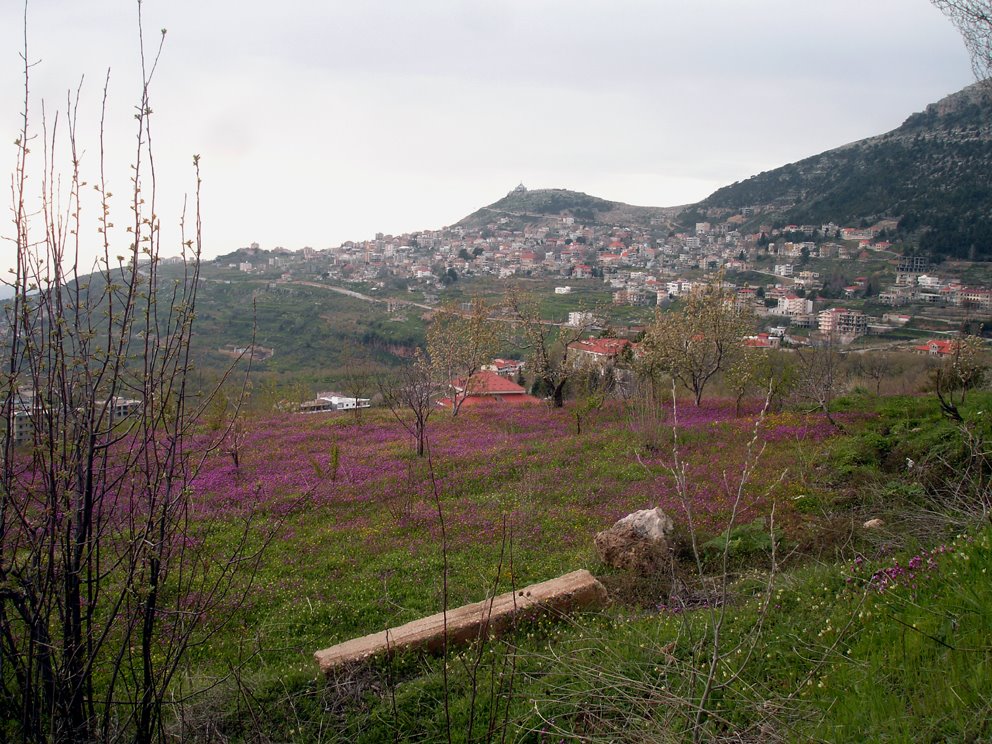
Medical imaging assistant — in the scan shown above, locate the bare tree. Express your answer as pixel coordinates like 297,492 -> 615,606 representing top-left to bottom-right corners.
640,283 -> 754,406
505,289 -> 591,408
930,333 -> 988,421
339,345 -> 377,421
933,0 -> 992,81
427,298 -> 502,415
379,350 -> 439,457
724,347 -> 796,416
854,351 -> 897,397
793,337 -> 848,427
569,362 -> 607,435
0,8 -> 262,741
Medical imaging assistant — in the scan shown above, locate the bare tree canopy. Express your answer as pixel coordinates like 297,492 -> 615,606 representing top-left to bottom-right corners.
378,350 -> 439,457
933,0 -> 992,80
640,284 -> 753,406
427,298 -> 502,415
505,289 -> 593,408
1,7 -> 262,741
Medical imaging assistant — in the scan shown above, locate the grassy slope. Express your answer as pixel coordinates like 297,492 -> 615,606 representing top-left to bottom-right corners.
186,276 -> 427,392
164,392 -> 992,741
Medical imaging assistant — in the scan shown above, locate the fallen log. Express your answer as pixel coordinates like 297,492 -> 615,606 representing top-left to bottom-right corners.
314,569 -> 607,675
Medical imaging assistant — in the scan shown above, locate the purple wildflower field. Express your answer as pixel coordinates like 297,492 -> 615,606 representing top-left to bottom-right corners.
5,397 -> 857,656
190,401 -> 848,544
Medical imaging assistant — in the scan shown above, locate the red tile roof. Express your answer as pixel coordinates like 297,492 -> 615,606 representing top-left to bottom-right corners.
451,370 -> 527,395
438,393 -> 541,409
568,337 -> 632,357
913,339 -> 959,356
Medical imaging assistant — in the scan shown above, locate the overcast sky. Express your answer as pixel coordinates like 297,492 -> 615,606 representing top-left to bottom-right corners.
0,1 -> 977,261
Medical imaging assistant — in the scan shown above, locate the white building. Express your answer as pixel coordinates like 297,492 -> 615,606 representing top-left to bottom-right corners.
772,294 -> 812,317
567,311 -> 597,327
325,396 -> 371,411
299,393 -> 372,414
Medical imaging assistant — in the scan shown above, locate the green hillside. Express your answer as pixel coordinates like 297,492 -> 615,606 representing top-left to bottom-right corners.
457,187 -> 680,231
696,83 -> 992,260
91,392 -> 992,741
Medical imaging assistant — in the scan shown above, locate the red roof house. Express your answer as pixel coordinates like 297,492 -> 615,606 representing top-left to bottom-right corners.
913,339 -> 960,357
567,337 -> 634,362
438,370 -> 541,410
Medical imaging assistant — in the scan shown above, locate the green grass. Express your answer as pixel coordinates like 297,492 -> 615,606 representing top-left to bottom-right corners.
19,391 -> 991,742
809,530 -> 992,741
257,526 -> 989,742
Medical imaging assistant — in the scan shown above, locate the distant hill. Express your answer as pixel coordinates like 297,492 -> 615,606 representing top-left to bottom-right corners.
692,83 -> 992,260
456,84 -> 992,259
456,187 -> 681,232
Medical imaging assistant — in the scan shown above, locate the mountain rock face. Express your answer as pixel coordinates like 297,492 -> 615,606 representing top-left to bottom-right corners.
456,187 -> 681,232
695,83 -> 992,260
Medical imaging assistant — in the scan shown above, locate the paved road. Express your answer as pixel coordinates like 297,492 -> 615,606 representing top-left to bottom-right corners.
287,281 -> 433,311
287,280 -> 574,328
746,268 -> 795,284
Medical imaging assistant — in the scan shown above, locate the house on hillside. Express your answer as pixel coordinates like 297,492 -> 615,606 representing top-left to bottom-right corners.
566,337 -> 635,366
438,370 -> 541,410
482,359 -> 525,379
743,333 -> 780,349
913,339 -> 960,358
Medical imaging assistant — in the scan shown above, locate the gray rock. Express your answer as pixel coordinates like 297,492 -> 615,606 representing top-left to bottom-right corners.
595,508 -> 674,576
614,507 -> 674,540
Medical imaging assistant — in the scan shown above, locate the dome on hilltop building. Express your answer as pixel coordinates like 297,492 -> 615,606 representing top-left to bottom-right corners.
509,182 -> 527,196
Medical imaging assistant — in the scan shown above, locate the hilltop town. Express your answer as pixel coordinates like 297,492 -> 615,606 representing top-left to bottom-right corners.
215,184 -> 992,348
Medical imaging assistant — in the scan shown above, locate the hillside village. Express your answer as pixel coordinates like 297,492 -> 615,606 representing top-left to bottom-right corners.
216,185 -> 992,348
6,1 -> 992,739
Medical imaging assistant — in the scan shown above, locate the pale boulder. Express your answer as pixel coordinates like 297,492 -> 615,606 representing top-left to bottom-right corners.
595,507 -> 674,576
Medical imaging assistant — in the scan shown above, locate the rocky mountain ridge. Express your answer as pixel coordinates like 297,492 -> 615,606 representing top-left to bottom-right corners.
454,83 -> 992,260
695,82 -> 992,259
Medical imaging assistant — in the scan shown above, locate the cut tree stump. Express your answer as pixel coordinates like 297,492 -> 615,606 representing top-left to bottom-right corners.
314,569 -> 607,674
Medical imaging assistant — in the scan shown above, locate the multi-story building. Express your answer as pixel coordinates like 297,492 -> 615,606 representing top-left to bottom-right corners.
897,255 -> 929,273
960,287 -> 992,310
567,311 -> 597,327
5,393 -> 142,446
817,307 -> 867,338
772,294 -> 813,317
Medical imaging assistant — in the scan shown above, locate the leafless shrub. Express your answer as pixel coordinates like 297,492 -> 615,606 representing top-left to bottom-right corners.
0,7 -> 265,741
378,350 -> 440,457
932,0 -> 992,82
